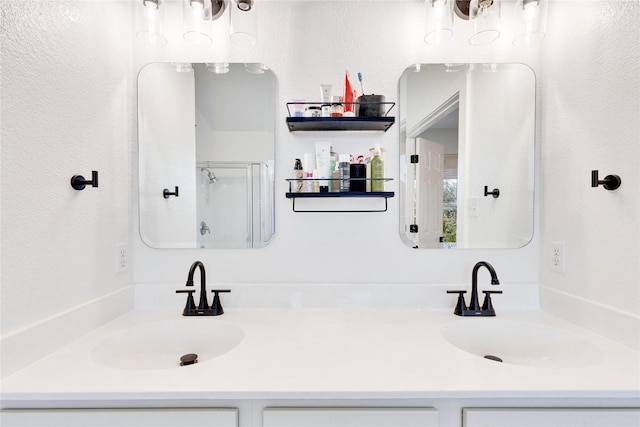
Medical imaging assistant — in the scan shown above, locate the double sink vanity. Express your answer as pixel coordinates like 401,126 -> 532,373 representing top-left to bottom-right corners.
2,264 -> 639,426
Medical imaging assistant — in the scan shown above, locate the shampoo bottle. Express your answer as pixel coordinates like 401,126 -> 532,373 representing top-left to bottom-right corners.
338,154 -> 350,192
370,145 -> 384,192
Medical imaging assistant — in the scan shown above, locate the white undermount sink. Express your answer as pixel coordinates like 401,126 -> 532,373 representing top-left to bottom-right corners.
91,317 -> 244,370
440,319 -> 604,369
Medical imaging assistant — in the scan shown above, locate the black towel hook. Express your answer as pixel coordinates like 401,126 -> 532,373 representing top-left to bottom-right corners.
71,171 -> 98,190
163,186 -> 179,199
484,186 -> 500,198
591,170 -> 621,191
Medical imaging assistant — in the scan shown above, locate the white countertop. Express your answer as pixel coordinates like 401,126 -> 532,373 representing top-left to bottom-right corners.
2,308 -> 639,406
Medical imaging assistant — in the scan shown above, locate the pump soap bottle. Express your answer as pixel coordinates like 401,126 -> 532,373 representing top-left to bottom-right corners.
293,158 -> 304,192
370,145 -> 384,192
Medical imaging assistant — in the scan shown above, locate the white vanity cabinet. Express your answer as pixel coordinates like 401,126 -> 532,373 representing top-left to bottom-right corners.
463,408 -> 640,427
263,407 -> 438,427
0,408 -> 238,427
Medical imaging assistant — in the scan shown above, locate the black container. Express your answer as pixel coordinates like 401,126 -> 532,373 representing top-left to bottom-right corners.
355,94 -> 386,117
350,164 -> 367,192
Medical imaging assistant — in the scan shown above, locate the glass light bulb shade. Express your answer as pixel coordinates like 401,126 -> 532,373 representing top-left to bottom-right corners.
206,62 -> 230,73
244,63 -> 268,74
236,0 -> 253,11
469,0 -> 501,45
444,63 -> 465,72
512,0 -> 547,46
424,0 -> 454,45
172,62 -> 193,73
183,0 -> 213,46
136,0 -> 167,46
229,1 -> 257,47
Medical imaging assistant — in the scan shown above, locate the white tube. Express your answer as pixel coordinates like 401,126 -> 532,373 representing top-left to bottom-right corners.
315,142 -> 331,191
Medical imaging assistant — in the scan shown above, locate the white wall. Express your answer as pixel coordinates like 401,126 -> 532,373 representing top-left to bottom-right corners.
1,1 -> 133,336
538,0 -> 640,344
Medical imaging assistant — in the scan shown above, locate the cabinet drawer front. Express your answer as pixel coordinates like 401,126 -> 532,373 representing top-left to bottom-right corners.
463,408 -> 640,427
0,408 -> 238,427
264,407 -> 438,427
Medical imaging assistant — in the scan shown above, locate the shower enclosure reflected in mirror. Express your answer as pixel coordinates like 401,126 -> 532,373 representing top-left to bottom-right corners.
138,62 -> 275,248
399,63 -> 535,249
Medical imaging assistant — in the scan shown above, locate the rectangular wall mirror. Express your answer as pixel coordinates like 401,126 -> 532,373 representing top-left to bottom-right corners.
399,63 -> 535,249
138,62 -> 276,249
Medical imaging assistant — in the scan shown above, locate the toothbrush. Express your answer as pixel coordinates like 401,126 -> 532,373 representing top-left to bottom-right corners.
358,72 -> 365,94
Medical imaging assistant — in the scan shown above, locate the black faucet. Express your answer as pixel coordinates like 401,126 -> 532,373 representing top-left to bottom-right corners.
176,261 -> 230,316
187,260 -> 209,310
447,261 -> 502,317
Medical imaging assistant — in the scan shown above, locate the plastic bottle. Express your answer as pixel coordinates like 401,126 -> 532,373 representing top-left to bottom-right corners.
330,151 -> 338,191
293,158 -> 304,192
338,154 -> 350,192
370,145 -> 384,192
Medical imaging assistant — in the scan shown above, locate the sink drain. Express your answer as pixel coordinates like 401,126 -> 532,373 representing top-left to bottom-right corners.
180,353 -> 198,366
484,354 -> 503,363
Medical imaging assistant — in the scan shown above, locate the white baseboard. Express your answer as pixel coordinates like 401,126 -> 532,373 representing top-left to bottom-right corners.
1,287 -> 134,380
540,285 -> 640,351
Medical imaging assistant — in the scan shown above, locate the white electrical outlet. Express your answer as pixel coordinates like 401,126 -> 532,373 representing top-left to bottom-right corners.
550,241 -> 565,273
469,197 -> 479,217
116,243 -> 129,274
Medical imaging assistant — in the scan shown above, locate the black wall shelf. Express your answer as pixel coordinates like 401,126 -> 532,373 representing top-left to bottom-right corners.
286,116 -> 395,132
285,191 -> 395,199
285,102 -> 395,132
285,179 -> 394,213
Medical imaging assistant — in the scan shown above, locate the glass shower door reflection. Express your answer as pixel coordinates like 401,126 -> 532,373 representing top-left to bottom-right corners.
196,162 -> 273,248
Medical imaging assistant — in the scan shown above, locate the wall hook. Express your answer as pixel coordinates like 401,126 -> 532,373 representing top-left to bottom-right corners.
70,171 -> 98,190
591,170 -> 621,191
484,186 -> 500,198
163,186 -> 179,199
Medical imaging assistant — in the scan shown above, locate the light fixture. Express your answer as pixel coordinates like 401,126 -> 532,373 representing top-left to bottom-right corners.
512,0 -> 547,46
481,63 -> 498,72
206,62 -> 230,74
244,63 -> 268,74
236,0 -> 253,11
136,0 -> 167,46
183,0 -> 214,46
211,0 -> 226,19
426,0 -> 546,46
230,0 -> 257,47
172,62 -> 193,73
467,0 -> 501,45
444,63 -> 465,72
424,0 -> 454,45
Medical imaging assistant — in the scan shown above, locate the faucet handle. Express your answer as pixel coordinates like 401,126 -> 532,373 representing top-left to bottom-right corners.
481,290 -> 502,313
209,289 -> 231,316
176,290 -> 197,316
446,290 -> 467,316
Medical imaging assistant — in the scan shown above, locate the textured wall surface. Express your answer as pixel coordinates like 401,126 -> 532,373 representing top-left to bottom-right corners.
1,1 -> 133,335
539,1 -> 639,317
